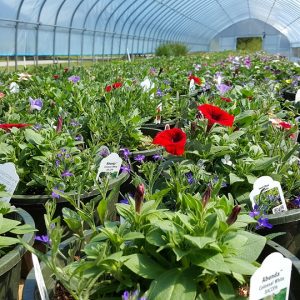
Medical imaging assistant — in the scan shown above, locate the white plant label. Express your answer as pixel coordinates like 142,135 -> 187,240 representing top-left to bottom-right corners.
32,253 -> 49,300
249,176 -> 287,214
249,252 -> 292,300
96,153 -> 122,182
154,103 -> 162,124
0,163 -> 19,202
189,79 -> 196,95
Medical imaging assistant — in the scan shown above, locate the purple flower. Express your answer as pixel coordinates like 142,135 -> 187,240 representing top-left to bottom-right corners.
216,83 -> 231,95
35,235 -> 50,244
152,153 -> 162,161
75,135 -> 83,141
119,198 -> 129,204
122,291 -> 130,300
70,119 -> 80,127
120,165 -> 131,173
120,148 -> 132,160
51,188 -> 64,199
55,160 -> 60,167
61,170 -> 73,177
156,89 -> 163,97
29,97 -> 43,111
134,154 -> 145,163
68,75 -> 80,83
249,204 -> 260,218
34,124 -> 42,130
244,57 -> 251,69
185,171 -> 195,184
292,196 -> 300,207
256,217 -> 273,230
98,146 -> 110,157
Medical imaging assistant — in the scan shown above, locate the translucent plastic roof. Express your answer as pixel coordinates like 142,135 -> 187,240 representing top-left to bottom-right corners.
1,0 -> 300,56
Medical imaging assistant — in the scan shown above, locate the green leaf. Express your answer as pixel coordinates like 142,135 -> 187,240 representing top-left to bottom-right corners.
62,208 -> 82,232
251,156 -> 278,171
123,254 -> 166,279
229,173 -> 245,185
148,268 -> 197,300
0,218 -> 20,234
196,289 -> 220,300
10,224 -> 36,234
228,130 -> 245,142
184,235 -> 215,249
282,144 -> 299,164
235,231 -> 266,262
146,228 -> 166,247
24,129 -> 44,145
123,232 -> 144,241
225,257 -> 257,275
218,275 -> 236,300
0,236 -> 19,247
0,143 -> 14,155
246,175 -> 257,184
189,250 -> 230,273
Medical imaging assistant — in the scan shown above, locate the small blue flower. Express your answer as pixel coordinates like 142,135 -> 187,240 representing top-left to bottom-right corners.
156,89 -> 163,97
249,204 -> 260,218
75,135 -> 83,141
68,75 -> 80,83
55,160 -> 60,167
152,153 -> 162,161
256,217 -> 273,230
29,97 -> 43,111
134,154 -> 145,163
292,196 -> 300,207
61,170 -> 73,177
185,171 -> 195,184
120,165 -> 131,173
35,235 -> 50,244
120,148 -> 131,160
119,198 -> 129,204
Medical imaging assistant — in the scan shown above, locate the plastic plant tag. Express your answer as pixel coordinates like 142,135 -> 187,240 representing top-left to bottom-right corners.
0,163 -> 19,202
96,153 -> 122,182
154,103 -> 162,124
189,78 -> 196,95
249,252 -> 292,300
32,253 -> 49,300
249,176 -> 287,215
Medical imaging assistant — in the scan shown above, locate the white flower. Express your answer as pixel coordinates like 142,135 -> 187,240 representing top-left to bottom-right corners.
140,77 -> 154,92
18,73 -> 32,81
295,89 -> 300,103
221,155 -> 233,166
9,82 -> 19,94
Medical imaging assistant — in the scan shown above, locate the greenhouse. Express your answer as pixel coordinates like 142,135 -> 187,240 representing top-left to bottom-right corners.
1,1 -> 300,300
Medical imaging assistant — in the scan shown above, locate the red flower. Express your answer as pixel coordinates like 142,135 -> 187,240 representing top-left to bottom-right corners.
105,85 -> 112,92
112,82 -> 122,89
153,128 -> 186,156
188,75 -> 201,85
0,92 -> 5,98
0,123 -> 31,132
198,104 -> 234,127
220,97 -> 232,103
279,121 -> 292,130
53,75 -> 60,80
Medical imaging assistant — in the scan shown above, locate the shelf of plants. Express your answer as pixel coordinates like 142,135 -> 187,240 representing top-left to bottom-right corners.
1,51 -> 300,299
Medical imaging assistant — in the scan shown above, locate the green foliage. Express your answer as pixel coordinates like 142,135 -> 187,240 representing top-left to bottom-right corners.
155,43 -> 189,57
236,37 -> 262,52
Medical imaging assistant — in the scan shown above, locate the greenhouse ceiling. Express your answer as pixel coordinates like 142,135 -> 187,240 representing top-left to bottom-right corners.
0,0 -> 300,57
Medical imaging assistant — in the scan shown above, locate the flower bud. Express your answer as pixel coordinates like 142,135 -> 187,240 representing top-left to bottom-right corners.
226,205 -> 241,225
134,183 -> 145,214
164,123 -> 170,130
202,185 -> 211,208
56,115 -> 63,133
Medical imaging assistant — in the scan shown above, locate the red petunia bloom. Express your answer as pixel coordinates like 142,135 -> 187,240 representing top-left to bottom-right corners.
220,97 -> 232,103
153,128 -> 187,156
198,104 -> 234,127
105,85 -> 112,92
0,123 -> 31,132
188,75 -> 201,85
53,75 -> 60,80
279,121 -> 292,130
112,82 -> 122,89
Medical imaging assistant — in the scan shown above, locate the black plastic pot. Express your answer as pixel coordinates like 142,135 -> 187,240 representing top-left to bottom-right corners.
0,208 -> 35,300
23,239 -> 300,300
257,208 -> 300,258
141,118 -> 179,131
10,172 -> 129,235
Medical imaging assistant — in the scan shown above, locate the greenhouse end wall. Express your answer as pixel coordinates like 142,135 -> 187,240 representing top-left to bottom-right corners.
209,19 -> 290,58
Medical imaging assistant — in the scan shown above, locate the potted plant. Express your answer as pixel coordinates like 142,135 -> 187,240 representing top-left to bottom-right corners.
0,186 -> 35,300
